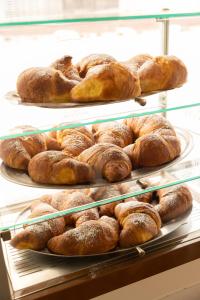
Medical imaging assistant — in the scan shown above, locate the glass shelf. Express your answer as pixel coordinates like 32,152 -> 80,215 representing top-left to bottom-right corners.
1,6 -> 200,27
0,129 -> 200,232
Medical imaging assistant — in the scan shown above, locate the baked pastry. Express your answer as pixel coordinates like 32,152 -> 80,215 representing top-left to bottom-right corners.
92,122 -> 133,147
78,143 -> 132,182
124,115 -> 181,167
134,55 -> 187,93
28,150 -> 95,185
47,216 -> 119,255
115,201 -> 161,248
155,185 -> 192,222
70,61 -> 141,102
124,54 -> 153,72
10,203 -> 65,250
51,55 -> 81,81
85,185 -> 122,216
50,191 -> 99,226
55,126 -> 95,157
0,126 -> 47,170
119,181 -> 153,203
17,67 -> 79,103
76,53 -> 117,78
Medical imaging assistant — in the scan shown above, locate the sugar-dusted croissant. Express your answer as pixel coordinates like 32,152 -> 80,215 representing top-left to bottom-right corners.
47,216 -> 119,255
119,182 -> 153,203
51,55 -> 81,81
0,125 -> 47,170
132,55 -> 187,93
92,122 -> 133,148
28,150 -> 95,185
10,203 -> 65,250
55,126 -> 95,157
76,53 -> 117,78
124,115 -> 181,167
50,191 -> 99,226
85,185 -> 122,217
17,67 -> 79,103
71,61 -> 141,102
155,185 -> 192,222
78,143 -> 132,182
115,201 -> 161,248
124,54 -> 153,72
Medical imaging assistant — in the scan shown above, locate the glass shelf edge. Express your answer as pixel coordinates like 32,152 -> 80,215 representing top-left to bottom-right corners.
1,174 -> 200,232
1,12 -> 200,27
0,101 -> 200,141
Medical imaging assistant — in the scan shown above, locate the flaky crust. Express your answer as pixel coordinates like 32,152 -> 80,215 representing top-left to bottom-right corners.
47,216 -> 119,255
70,62 -> 141,102
155,185 -> 192,222
17,67 -> 79,103
0,126 -> 47,170
124,115 -> 181,167
92,122 -> 133,147
115,201 -> 161,247
78,143 -> 132,182
28,150 -> 95,185
51,55 -> 81,81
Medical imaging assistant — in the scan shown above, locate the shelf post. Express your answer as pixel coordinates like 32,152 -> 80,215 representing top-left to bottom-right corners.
0,237 -> 12,300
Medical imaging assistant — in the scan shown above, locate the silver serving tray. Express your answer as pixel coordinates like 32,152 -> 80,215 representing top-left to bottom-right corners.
5,88 -> 175,109
13,205 -> 192,258
0,127 -> 193,189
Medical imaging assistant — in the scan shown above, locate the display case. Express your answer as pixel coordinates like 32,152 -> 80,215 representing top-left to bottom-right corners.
0,3 -> 200,300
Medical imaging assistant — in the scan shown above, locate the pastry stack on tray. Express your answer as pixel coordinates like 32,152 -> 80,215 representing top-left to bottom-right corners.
1,52 -> 192,256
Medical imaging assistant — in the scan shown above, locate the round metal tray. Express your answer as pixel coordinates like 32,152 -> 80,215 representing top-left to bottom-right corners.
0,127 -> 193,190
13,205 -> 192,258
5,88 -> 174,109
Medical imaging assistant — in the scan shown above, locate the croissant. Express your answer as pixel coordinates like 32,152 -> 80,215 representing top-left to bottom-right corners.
55,126 -> 95,157
28,150 -> 95,185
124,115 -> 181,167
155,185 -> 192,222
124,54 -> 153,72
85,185 -> 122,217
0,126 -> 47,170
17,67 -> 79,103
47,216 -> 119,255
115,201 -> 161,248
78,143 -> 132,182
10,203 -> 65,250
76,53 -> 117,78
133,55 -> 187,93
92,122 -> 133,147
70,62 -> 141,102
50,191 -> 99,226
119,182 -> 153,203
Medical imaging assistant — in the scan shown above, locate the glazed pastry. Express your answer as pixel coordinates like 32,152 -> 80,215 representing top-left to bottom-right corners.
78,143 -> 132,182
86,185 -> 122,216
155,185 -> 192,222
28,150 -> 95,185
92,122 -> 133,148
10,203 -> 65,250
115,201 -> 161,248
47,216 -> 119,255
70,62 -> 141,102
124,115 -> 181,167
0,125 -> 46,170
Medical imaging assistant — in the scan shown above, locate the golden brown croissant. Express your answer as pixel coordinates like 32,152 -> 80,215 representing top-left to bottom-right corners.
85,185 -> 122,217
51,55 -> 81,81
55,126 -> 95,157
124,54 -> 153,72
70,62 -> 141,102
92,122 -> 133,147
50,191 -> 99,226
10,203 -> 65,250
47,216 -> 119,255
17,67 -> 79,103
119,182 -> 153,203
0,126 -> 47,170
78,143 -> 132,182
76,53 -> 117,78
155,185 -> 192,222
124,115 -> 181,167
28,150 -> 95,185
115,201 -> 161,248
136,55 -> 187,93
